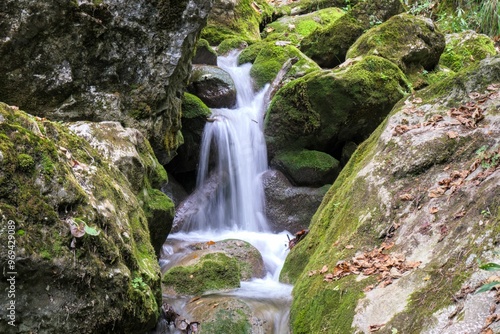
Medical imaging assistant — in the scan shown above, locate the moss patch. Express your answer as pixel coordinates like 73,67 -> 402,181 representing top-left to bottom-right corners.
162,252 -> 241,295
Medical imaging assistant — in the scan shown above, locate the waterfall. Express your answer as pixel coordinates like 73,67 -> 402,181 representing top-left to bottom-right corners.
157,51 -> 292,334
182,51 -> 270,232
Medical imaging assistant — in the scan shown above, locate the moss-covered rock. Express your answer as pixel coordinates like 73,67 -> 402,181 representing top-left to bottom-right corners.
282,56 -> 500,334
187,65 -> 237,108
0,104 -> 162,333
162,252 -> 241,295
264,55 -> 411,159
299,0 -> 405,68
201,0 -> 273,45
262,7 -> 345,45
217,38 -> 249,55
271,149 -> 340,187
169,93 -> 211,174
439,30 -> 497,72
276,0 -> 358,16
193,38 -> 218,66
250,42 -> 321,89
346,13 -> 446,74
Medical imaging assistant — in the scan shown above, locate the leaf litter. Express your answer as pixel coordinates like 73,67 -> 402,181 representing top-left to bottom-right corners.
308,242 -> 421,291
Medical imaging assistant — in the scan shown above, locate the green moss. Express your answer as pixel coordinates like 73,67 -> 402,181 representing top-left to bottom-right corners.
17,153 -> 34,171
346,13 -> 445,74
439,31 -> 497,72
217,38 -> 248,55
162,252 -> 241,295
238,42 -> 268,65
201,0 -> 271,45
261,7 -> 345,45
276,149 -> 338,171
250,43 -> 320,89
201,309 -> 252,334
181,92 -> 211,119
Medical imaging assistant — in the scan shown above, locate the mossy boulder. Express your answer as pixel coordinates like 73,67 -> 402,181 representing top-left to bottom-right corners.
68,121 -> 175,255
282,56 -> 500,334
193,39 -> 218,66
346,13 -> 446,74
0,104 -> 163,333
439,30 -> 497,72
169,93 -> 212,174
217,38 -> 249,55
271,149 -> 341,187
261,7 -> 345,45
299,0 -> 405,68
162,252 -> 241,296
201,0 -> 273,45
264,55 -> 411,159
250,42 -> 321,89
275,0 -> 358,16
187,65 -> 237,108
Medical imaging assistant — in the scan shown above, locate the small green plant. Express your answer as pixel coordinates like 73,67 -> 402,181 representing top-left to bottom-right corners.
131,277 -> 148,291
481,207 -> 492,218
477,262 -> 500,293
17,153 -> 34,171
475,145 -> 500,169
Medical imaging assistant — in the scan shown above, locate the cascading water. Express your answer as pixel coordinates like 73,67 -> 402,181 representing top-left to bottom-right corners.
157,51 -> 292,333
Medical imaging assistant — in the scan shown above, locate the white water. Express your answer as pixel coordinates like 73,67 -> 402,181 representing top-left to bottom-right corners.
159,51 -> 292,333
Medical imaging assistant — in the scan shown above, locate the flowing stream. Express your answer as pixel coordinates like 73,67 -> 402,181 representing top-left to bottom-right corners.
157,51 -> 292,333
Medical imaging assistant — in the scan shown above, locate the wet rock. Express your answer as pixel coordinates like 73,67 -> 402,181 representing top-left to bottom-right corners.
263,169 -> 329,233
188,65 -> 237,108
346,13 -> 446,74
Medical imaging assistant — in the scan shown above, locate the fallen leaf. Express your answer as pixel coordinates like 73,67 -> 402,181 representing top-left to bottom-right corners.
399,193 -> 414,201
206,240 -> 216,246
320,265 -> 329,274
345,245 -> 354,249
447,131 -> 459,139
429,207 -> 439,214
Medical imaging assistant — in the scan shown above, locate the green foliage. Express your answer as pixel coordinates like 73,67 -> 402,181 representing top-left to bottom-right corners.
475,145 -> 500,169
131,277 -> 148,291
477,262 -> 500,293
478,0 -> 500,36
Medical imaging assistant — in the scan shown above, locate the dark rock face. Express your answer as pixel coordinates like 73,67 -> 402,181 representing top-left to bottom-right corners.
0,0 -> 213,164
188,65 -> 237,108
263,169 -> 329,233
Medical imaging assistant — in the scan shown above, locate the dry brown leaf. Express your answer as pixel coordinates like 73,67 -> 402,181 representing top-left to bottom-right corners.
429,207 -> 439,214
345,244 -> 354,249
399,193 -> 414,201
320,265 -> 329,274
447,131 -> 459,139
481,328 -> 493,334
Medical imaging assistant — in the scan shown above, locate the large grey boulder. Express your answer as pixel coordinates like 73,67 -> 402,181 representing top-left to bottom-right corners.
0,0 -> 212,163
263,169 -> 330,233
